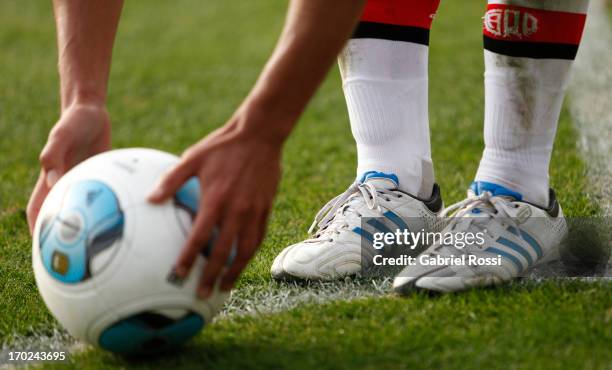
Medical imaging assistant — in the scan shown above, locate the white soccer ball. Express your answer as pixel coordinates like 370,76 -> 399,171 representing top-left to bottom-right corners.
32,148 -> 228,355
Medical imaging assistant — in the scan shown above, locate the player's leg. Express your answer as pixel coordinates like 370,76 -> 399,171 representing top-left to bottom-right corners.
271,0 -> 443,281
394,0 -> 589,293
342,0 -> 440,199
475,0 -> 589,207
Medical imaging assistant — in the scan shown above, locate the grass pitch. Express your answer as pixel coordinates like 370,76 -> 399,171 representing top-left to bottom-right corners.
0,0 -> 610,369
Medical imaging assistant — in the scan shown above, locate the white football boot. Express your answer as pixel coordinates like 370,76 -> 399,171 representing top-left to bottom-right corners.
393,181 -> 568,294
271,172 -> 444,280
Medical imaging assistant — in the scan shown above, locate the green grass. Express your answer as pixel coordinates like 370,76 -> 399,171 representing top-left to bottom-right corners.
0,0 -> 609,369
45,281 -> 611,370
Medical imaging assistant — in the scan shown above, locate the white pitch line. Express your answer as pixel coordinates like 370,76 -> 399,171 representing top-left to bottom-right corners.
568,0 -> 612,276
220,278 -> 392,317
569,0 -> 612,217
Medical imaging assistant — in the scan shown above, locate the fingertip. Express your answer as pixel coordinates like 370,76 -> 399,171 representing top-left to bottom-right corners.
174,264 -> 188,278
45,169 -> 59,188
197,286 -> 212,299
146,186 -> 166,203
219,280 -> 234,292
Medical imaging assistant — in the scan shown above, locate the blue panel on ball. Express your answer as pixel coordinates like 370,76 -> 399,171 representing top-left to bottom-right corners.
98,311 -> 205,355
174,177 -> 200,216
39,180 -> 124,283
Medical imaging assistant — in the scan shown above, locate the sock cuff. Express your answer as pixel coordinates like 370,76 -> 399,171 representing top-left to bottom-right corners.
353,0 -> 440,45
483,3 -> 587,59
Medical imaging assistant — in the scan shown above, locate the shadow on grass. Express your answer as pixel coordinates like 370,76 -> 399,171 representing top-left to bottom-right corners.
59,279 -> 610,370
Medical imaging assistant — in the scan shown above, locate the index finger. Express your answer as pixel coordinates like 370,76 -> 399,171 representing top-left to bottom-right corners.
175,199 -> 220,277
197,211 -> 239,298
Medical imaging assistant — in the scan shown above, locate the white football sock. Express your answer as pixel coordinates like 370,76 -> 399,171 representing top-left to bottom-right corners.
339,38 -> 434,198
476,0 -> 589,207
338,0 -> 440,199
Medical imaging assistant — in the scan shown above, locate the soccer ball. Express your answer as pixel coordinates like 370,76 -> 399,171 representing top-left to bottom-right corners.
32,148 -> 228,355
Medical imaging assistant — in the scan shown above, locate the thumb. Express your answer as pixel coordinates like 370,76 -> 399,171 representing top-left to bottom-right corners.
147,160 -> 195,203
39,141 -> 68,188
45,169 -> 61,188
27,172 -> 50,234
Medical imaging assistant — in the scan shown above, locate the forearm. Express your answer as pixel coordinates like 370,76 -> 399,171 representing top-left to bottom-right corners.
53,0 -> 123,111
237,0 -> 366,143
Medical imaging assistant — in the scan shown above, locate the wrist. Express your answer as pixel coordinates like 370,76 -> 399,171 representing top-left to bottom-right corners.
230,97 -> 296,147
58,101 -> 110,128
60,84 -> 107,113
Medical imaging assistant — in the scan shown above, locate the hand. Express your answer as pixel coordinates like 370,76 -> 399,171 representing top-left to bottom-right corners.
26,104 -> 111,233
148,117 -> 282,297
